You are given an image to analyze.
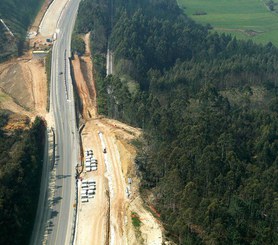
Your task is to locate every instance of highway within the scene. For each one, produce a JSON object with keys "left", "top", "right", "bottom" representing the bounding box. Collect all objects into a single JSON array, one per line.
[{"left": 30, "top": 0, "right": 81, "bottom": 244}]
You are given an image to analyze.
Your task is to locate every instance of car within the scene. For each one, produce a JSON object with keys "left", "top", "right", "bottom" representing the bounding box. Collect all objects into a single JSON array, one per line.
[{"left": 59, "top": 71, "right": 63, "bottom": 75}]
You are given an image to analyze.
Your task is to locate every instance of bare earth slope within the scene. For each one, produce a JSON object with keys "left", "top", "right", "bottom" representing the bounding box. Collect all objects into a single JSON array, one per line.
[
  {"left": 73, "top": 34, "right": 163, "bottom": 245},
  {"left": 0, "top": 57, "right": 47, "bottom": 118}
]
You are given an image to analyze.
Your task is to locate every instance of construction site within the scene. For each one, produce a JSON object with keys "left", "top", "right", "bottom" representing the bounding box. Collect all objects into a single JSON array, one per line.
[{"left": 0, "top": 0, "right": 163, "bottom": 244}]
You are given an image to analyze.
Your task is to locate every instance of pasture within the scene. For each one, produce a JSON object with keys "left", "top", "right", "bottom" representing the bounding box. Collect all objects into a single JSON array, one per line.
[{"left": 178, "top": 0, "right": 278, "bottom": 46}]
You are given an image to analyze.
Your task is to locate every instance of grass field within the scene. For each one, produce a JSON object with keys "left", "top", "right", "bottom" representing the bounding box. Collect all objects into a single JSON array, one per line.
[{"left": 177, "top": 0, "right": 278, "bottom": 46}]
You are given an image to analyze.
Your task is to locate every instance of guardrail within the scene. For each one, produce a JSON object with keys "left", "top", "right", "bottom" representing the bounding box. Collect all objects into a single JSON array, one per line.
[
  {"left": 70, "top": 176, "right": 79, "bottom": 245},
  {"left": 41, "top": 127, "right": 57, "bottom": 244},
  {"left": 51, "top": 127, "right": 55, "bottom": 169}
]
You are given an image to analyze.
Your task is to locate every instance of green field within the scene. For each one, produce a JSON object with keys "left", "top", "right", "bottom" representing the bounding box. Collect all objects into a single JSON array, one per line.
[{"left": 178, "top": 0, "right": 278, "bottom": 46}]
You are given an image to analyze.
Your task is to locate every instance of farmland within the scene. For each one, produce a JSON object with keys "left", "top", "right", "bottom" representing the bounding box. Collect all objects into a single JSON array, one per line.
[{"left": 177, "top": 0, "right": 278, "bottom": 46}]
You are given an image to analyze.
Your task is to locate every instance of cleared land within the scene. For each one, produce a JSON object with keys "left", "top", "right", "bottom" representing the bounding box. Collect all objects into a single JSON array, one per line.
[
  {"left": 73, "top": 34, "right": 163, "bottom": 245},
  {"left": 29, "top": 0, "right": 53, "bottom": 33},
  {"left": 0, "top": 57, "right": 47, "bottom": 119},
  {"left": 178, "top": 0, "right": 278, "bottom": 46},
  {"left": 0, "top": 0, "right": 61, "bottom": 120},
  {"left": 39, "top": 0, "right": 69, "bottom": 37}
]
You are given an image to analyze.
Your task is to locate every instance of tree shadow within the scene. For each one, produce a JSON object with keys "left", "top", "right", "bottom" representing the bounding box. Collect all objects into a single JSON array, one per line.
[
  {"left": 50, "top": 210, "right": 59, "bottom": 219},
  {"left": 52, "top": 196, "right": 62, "bottom": 205},
  {"left": 56, "top": 174, "right": 71, "bottom": 179}
]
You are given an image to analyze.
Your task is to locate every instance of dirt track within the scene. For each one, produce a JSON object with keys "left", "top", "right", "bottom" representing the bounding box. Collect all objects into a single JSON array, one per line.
[
  {"left": 76, "top": 122, "right": 109, "bottom": 245},
  {"left": 76, "top": 117, "right": 163, "bottom": 245},
  {"left": 39, "top": 0, "right": 69, "bottom": 37},
  {"left": 76, "top": 119, "right": 128, "bottom": 245},
  {"left": 29, "top": 0, "right": 53, "bottom": 33}
]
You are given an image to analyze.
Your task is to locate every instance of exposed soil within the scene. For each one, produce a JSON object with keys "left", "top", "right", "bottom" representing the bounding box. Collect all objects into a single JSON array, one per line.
[
  {"left": 39, "top": 0, "right": 69, "bottom": 37},
  {"left": 28, "top": 0, "right": 69, "bottom": 50},
  {"left": 73, "top": 33, "right": 163, "bottom": 244},
  {"left": 1, "top": 0, "right": 52, "bottom": 122},
  {"left": 29, "top": 0, "right": 54, "bottom": 33},
  {"left": 71, "top": 55, "right": 95, "bottom": 120},
  {"left": 76, "top": 122, "right": 110, "bottom": 245},
  {"left": 82, "top": 33, "right": 97, "bottom": 115},
  {"left": 28, "top": 59, "right": 47, "bottom": 116},
  {"left": 0, "top": 55, "right": 47, "bottom": 120},
  {"left": 2, "top": 113, "right": 30, "bottom": 132}
]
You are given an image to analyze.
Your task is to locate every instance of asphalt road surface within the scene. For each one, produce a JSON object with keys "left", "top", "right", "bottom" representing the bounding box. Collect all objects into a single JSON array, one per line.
[{"left": 30, "top": 0, "right": 81, "bottom": 244}]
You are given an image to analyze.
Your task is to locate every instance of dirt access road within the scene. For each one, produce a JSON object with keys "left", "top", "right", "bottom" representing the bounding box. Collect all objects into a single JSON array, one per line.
[
  {"left": 76, "top": 118, "right": 163, "bottom": 245},
  {"left": 73, "top": 33, "right": 163, "bottom": 245},
  {"left": 39, "top": 0, "right": 69, "bottom": 37}
]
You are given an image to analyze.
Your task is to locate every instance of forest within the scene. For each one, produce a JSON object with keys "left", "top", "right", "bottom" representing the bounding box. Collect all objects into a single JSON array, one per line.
[
  {"left": 0, "top": 0, "right": 44, "bottom": 61},
  {"left": 0, "top": 111, "right": 46, "bottom": 245},
  {"left": 75, "top": 0, "right": 278, "bottom": 244}
]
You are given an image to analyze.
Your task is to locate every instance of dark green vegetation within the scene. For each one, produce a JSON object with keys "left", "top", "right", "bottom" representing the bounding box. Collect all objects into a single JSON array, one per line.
[
  {"left": 131, "top": 212, "right": 142, "bottom": 228},
  {"left": 76, "top": 0, "right": 278, "bottom": 244},
  {"left": 0, "top": 111, "right": 46, "bottom": 245},
  {"left": 71, "top": 35, "right": 86, "bottom": 56},
  {"left": 0, "top": 0, "right": 44, "bottom": 61},
  {"left": 75, "top": 0, "right": 109, "bottom": 75}
]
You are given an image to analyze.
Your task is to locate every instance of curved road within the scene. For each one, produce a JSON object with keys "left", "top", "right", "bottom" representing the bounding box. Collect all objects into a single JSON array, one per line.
[{"left": 30, "top": 0, "right": 81, "bottom": 244}]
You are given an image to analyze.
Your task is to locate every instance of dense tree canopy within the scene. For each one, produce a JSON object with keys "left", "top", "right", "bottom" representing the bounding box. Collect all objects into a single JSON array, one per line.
[
  {"left": 0, "top": 0, "right": 44, "bottom": 60},
  {"left": 76, "top": 0, "right": 278, "bottom": 243},
  {"left": 0, "top": 111, "right": 46, "bottom": 245}
]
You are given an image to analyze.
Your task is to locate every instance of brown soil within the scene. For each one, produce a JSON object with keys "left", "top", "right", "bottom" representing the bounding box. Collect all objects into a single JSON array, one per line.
[
  {"left": 28, "top": 59, "right": 47, "bottom": 116},
  {"left": 72, "top": 32, "right": 97, "bottom": 120},
  {"left": 72, "top": 55, "right": 96, "bottom": 119},
  {"left": 76, "top": 122, "right": 110, "bottom": 245},
  {"left": 0, "top": 0, "right": 50, "bottom": 128},
  {"left": 74, "top": 33, "right": 163, "bottom": 244},
  {"left": 2, "top": 113, "right": 30, "bottom": 132},
  {"left": 0, "top": 55, "right": 48, "bottom": 120}
]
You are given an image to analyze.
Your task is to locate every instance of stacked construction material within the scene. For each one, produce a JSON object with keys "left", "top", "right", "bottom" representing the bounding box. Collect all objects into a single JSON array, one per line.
[
  {"left": 84, "top": 149, "right": 98, "bottom": 172},
  {"left": 81, "top": 179, "right": 96, "bottom": 203}
]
